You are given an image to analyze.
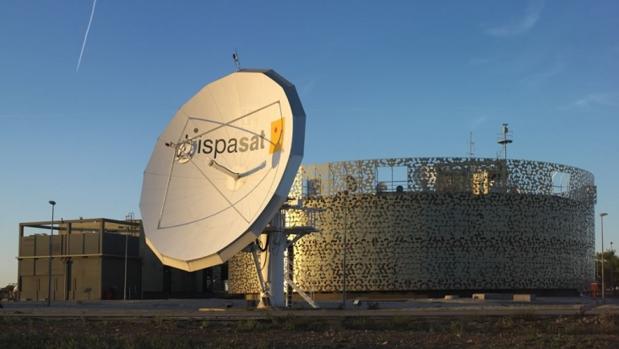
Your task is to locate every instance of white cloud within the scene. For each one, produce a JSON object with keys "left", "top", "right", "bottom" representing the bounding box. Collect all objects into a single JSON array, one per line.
[
  {"left": 568, "top": 92, "right": 619, "bottom": 109},
  {"left": 0, "top": 113, "right": 63, "bottom": 120},
  {"left": 485, "top": 0, "right": 545, "bottom": 37},
  {"left": 76, "top": 0, "right": 98, "bottom": 72},
  {"left": 0, "top": 114, "right": 26, "bottom": 119},
  {"left": 520, "top": 58, "right": 566, "bottom": 87},
  {"left": 470, "top": 115, "right": 490, "bottom": 130},
  {"left": 299, "top": 77, "right": 320, "bottom": 98},
  {"left": 468, "top": 57, "right": 492, "bottom": 66}
]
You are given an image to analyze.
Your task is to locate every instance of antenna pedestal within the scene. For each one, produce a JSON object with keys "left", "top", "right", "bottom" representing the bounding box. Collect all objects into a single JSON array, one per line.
[
  {"left": 257, "top": 212, "right": 286, "bottom": 308},
  {"left": 252, "top": 202, "right": 321, "bottom": 309}
]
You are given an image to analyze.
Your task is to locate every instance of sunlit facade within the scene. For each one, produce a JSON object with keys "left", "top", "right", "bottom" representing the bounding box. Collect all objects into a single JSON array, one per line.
[{"left": 229, "top": 158, "right": 596, "bottom": 295}]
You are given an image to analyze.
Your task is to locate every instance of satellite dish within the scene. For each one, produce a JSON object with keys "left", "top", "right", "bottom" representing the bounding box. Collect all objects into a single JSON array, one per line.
[{"left": 140, "top": 69, "right": 305, "bottom": 272}]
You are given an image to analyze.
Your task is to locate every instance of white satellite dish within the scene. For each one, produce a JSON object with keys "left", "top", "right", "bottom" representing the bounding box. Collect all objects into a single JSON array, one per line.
[{"left": 140, "top": 69, "right": 305, "bottom": 272}]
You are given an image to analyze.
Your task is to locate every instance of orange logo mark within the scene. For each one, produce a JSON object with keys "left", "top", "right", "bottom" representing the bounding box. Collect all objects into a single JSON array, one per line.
[{"left": 269, "top": 119, "right": 284, "bottom": 154}]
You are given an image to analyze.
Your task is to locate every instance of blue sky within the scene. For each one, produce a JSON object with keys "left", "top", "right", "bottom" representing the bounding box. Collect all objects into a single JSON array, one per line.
[{"left": 1, "top": 0, "right": 618, "bottom": 285}]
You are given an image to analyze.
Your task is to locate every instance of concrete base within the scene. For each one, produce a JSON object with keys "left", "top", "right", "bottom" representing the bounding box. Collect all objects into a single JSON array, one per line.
[
  {"left": 513, "top": 294, "right": 535, "bottom": 302},
  {"left": 472, "top": 293, "right": 512, "bottom": 301}
]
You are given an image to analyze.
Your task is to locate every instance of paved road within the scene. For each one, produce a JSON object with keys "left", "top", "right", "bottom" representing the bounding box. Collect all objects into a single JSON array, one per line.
[{"left": 1, "top": 297, "right": 618, "bottom": 319}]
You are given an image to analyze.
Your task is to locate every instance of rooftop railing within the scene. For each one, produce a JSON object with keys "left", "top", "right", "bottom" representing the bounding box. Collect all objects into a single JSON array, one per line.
[{"left": 290, "top": 157, "right": 596, "bottom": 203}]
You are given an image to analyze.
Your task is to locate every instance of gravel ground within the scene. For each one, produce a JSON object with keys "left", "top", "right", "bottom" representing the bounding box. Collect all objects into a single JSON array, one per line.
[
  {"left": 1, "top": 298, "right": 618, "bottom": 348},
  {"left": 1, "top": 313, "right": 619, "bottom": 348}
]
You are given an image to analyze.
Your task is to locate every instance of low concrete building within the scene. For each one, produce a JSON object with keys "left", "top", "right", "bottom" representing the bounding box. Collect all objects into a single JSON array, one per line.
[
  {"left": 17, "top": 218, "right": 228, "bottom": 301},
  {"left": 18, "top": 218, "right": 141, "bottom": 301}
]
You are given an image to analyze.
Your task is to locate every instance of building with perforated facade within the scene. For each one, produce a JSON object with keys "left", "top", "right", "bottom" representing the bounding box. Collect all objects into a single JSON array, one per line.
[{"left": 228, "top": 158, "right": 596, "bottom": 296}]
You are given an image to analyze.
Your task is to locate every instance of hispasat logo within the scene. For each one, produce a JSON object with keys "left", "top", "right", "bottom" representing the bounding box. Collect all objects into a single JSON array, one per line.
[
  {"left": 195, "top": 130, "right": 268, "bottom": 159},
  {"left": 167, "top": 118, "right": 284, "bottom": 164},
  {"left": 192, "top": 118, "right": 284, "bottom": 159}
]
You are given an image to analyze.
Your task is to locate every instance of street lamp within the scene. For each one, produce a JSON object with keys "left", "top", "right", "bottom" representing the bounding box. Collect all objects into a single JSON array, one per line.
[
  {"left": 124, "top": 212, "right": 134, "bottom": 301},
  {"left": 47, "top": 200, "right": 56, "bottom": 306},
  {"left": 341, "top": 190, "right": 348, "bottom": 309},
  {"left": 600, "top": 212, "right": 608, "bottom": 303},
  {"left": 612, "top": 241, "right": 615, "bottom": 296}
]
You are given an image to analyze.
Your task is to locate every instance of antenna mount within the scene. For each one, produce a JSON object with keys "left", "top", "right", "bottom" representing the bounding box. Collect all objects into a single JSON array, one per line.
[{"left": 232, "top": 49, "right": 241, "bottom": 71}]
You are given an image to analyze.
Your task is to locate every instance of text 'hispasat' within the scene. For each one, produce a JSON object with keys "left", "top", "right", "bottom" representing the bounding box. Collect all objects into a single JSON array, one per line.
[{"left": 194, "top": 131, "right": 268, "bottom": 159}]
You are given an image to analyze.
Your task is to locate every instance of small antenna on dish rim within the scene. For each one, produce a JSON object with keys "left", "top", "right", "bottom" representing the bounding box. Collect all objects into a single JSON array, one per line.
[{"left": 232, "top": 49, "right": 241, "bottom": 71}]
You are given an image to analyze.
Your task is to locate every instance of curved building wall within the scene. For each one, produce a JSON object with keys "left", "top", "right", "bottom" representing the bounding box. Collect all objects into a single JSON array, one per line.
[{"left": 228, "top": 158, "right": 596, "bottom": 294}]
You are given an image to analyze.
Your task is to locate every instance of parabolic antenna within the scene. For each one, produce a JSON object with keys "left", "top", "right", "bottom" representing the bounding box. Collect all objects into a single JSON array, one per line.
[{"left": 140, "top": 69, "right": 305, "bottom": 272}]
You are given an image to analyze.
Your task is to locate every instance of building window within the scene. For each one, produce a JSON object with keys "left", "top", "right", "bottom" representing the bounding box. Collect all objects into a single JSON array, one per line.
[
  {"left": 376, "top": 166, "right": 407, "bottom": 192},
  {"left": 303, "top": 178, "right": 321, "bottom": 197},
  {"left": 552, "top": 171, "right": 571, "bottom": 194},
  {"left": 472, "top": 170, "right": 490, "bottom": 195}
]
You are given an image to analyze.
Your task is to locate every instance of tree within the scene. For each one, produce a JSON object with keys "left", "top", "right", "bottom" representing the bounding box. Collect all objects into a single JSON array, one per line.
[
  {"left": 595, "top": 250, "right": 619, "bottom": 295},
  {"left": 0, "top": 283, "right": 16, "bottom": 301}
]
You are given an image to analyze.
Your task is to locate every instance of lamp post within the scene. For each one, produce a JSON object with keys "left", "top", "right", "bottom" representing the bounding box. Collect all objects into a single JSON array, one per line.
[
  {"left": 47, "top": 200, "right": 56, "bottom": 306},
  {"left": 600, "top": 212, "right": 608, "bottom": 303},
  {"left": 341, "top": 191, "right": 348, "bottom": 309},
  {"left": 611, "top": 241, "right": 615, "bottom": 296},
  {"left": 124, "top": 212, "right": 134, "bottom": 301}
]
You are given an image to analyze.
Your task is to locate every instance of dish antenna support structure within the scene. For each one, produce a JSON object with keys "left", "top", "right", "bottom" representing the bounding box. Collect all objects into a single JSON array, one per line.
[
  {"left": 141, "top": 69, "right": 312, "bottom": 308},
  {"left": 248, "top": 202, "right": 321, "bottom": 308}
]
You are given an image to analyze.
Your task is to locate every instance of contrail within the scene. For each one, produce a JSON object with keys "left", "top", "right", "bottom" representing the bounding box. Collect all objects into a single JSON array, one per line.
[{"left": 76, "top": 0, "right": 98, "bottom": 72}]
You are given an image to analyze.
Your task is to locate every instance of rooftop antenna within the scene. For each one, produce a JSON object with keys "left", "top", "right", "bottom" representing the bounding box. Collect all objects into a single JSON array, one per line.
[
  {"left": 497, "top": 123, "right": 513, "bottom": 160},
  {"left": 232, "top": 49, "right": 241, "bottom": 71},
  {"left": 468, "top": 131, "right": 475, "bottom": 158}
]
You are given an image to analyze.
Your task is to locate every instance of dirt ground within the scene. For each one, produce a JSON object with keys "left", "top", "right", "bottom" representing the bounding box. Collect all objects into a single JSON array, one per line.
[{"left": 1, "top": 314, "right": 618, "bottom": 349}]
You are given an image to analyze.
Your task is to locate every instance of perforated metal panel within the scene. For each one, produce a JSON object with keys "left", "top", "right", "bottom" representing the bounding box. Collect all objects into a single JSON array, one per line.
[{"left": 228, "top": 158, "right": 596, "bottom": 294}]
